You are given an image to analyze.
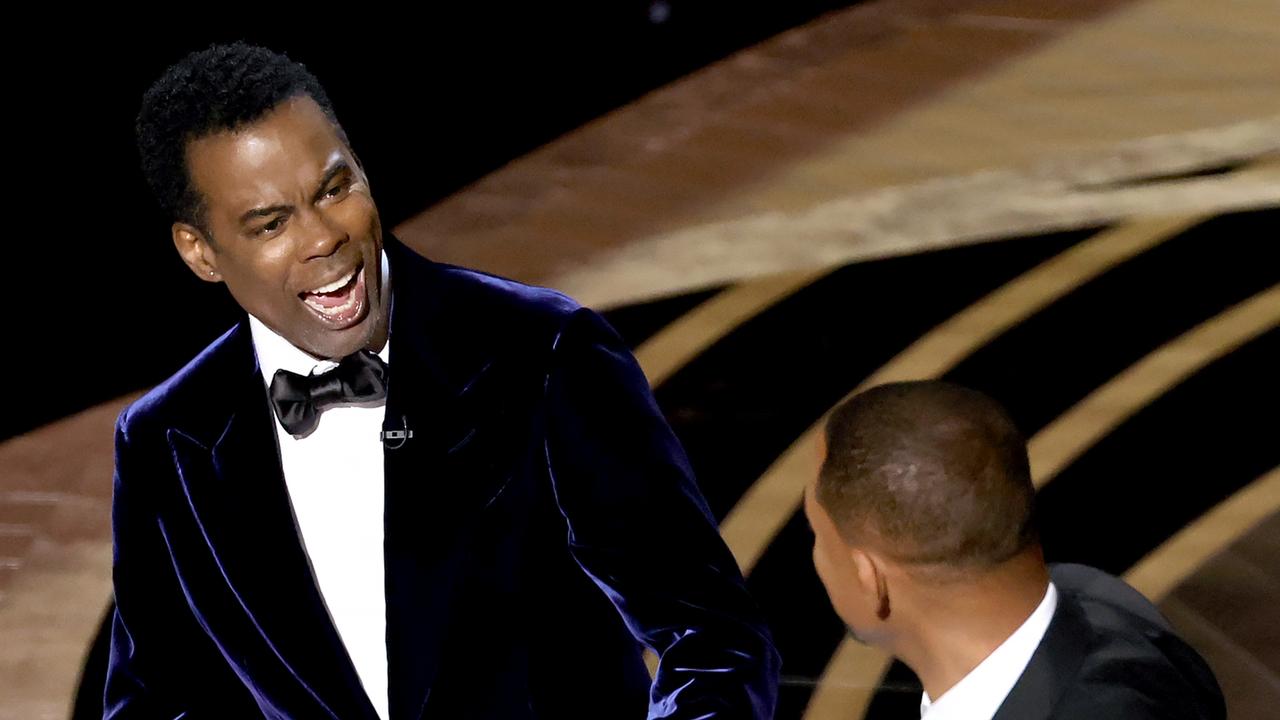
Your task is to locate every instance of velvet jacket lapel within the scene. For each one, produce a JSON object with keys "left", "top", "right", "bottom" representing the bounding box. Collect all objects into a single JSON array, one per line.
[
  {"left": 165, "top": 322, "right": 381, "bottom": 719},
  {"left": 380, "top": 235, "right": 526, "bottom": 719}
]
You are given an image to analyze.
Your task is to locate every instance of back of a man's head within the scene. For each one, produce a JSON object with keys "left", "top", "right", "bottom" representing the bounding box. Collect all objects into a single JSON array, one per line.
[
  {"left": 135, "top": 42, "right": 346, "bottom": 230},
  {"left": 817, "top": 380, "right": 1038, "bottom": 575}
]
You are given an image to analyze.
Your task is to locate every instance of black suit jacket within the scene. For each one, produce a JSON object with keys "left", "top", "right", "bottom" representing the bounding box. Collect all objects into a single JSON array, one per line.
[
  {"left": 104, "top": 235, "right": 780, "bottom": 719},
  {"left": 993, "top": 563, "right": 1224, "bottom": 720}
]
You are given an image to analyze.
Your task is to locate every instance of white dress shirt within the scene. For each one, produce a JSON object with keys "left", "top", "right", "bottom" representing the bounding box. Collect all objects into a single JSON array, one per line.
[
  {"left": 248, "top": 259, "right": 391, "bottom": 720},
  {"left": 920, "top": 582, "right": 1059, "bottom": 720}
]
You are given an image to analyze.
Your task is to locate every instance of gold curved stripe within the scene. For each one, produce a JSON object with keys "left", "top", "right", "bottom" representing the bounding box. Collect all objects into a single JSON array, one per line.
[
  {"left": 633, "top": 269, "right": 828, "bottom": 389},
  {"left": 800, "top": 641, "right": 891, "bottom": 719},
  {"left": 803, "top": 284, "right": 1280, "bottom": 720},
  {"left": 633, "top": 269, "right": 825, "bottom": 680},
  {"left": 1029, "top": 284, "right": 1280, "bottom": 486},
  {"left": 720, "top": 215, "right": 1198, "bottom": 575},
  {"left": 1126, "top": 464, "right": 1280, "bottom": 601}
]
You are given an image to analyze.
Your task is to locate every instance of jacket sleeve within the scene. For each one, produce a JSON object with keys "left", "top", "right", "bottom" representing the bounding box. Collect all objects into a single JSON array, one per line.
[
  {"left": 542, "top": 308, "right": 781, "bottom": 719},
  {"left": 104, "top": 410, "right": 245, "bottom": 719}
]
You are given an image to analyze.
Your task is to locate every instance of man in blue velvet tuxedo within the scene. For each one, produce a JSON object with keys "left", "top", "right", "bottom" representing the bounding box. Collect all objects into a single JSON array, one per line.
[{"left": 106, "top": 42, "right": 779, "bottom": 719}]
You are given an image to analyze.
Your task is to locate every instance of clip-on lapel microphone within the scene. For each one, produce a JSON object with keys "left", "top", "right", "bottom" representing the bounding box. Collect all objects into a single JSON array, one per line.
[{"left": 380, "top": 415, "right": 413, "bottom": 449}]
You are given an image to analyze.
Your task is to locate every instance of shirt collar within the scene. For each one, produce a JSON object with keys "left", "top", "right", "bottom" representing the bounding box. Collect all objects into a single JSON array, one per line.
[{"left": 920, "top": 581, "right": 1059, "bottom": 720}]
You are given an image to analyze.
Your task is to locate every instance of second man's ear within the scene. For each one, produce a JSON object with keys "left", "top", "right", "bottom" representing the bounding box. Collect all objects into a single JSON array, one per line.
[{"left": 851, "top": 549, "right": 891, "bottom": 620}]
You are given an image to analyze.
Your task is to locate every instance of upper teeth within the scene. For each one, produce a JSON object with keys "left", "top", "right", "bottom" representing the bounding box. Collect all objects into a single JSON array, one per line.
[{"left": 310, "top": 269, "right": 357, "bottom": 294}]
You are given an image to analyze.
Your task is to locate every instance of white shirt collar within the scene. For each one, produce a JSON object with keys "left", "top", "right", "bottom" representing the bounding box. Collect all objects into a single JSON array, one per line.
[
  {"left": 249, "top": 313, "right": 335, "bottom": 382},
  {"left": 920, "top": 581, "right": 1059, "bottom": 720}
]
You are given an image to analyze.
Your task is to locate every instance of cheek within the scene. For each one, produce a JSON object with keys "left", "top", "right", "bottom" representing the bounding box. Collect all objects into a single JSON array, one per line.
[
  {"left": 812, "top": 546, "right": 846, "bottom": 605},
  {"left": 218, "top": 252, "right": 297, "bottom": 316},
  {"left": 813, "top": 545, "right": 832, "bottom": 585},
  {"left": 813, "top": 545, "right": 869, "bottom": 628},
  {"left": 337, "top": 192, "right": 379, "bottom": 232}
]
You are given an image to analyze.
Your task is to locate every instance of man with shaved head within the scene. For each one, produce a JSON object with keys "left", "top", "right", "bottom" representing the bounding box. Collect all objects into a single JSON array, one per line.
[{"left": 804, "top": 380, "right": 1224, "bottom": 719}]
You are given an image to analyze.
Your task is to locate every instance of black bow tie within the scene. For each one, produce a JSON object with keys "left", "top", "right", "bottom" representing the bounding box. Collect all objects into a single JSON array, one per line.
[{"left": 268, "top": 350, "right": 389, "bottom": 436}]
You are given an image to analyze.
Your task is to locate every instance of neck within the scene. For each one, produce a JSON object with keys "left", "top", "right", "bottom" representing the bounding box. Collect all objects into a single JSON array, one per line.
[{"left": 894, "top": 552, "right": 1049, "bottom": 701}]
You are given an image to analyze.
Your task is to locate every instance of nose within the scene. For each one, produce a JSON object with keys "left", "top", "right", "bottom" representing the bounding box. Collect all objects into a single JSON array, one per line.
[{"left": 297, "top": 206, "right": 348, "bottom": 261}]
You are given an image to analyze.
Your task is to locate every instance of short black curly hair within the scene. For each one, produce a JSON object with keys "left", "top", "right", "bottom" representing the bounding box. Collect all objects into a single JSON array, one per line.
[{"left": 136, "top": 42, "right": 349, "bottom": 231}]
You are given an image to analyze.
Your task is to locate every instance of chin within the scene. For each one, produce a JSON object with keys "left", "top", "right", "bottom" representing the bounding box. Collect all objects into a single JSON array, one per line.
[
  {"left": 317, "top": 328, "right": 373, "bottom": 359},
  {"left": 339, "top": 308, "right": 387, "bottom": 354},
  {"left": 295, "top": 290, "right": 385, "bottom": 359}
]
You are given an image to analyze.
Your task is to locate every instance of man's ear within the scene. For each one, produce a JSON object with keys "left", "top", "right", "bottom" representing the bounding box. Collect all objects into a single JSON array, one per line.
[
  {"left": 851, "top": 548, "right": 891, "bottom": 620},
  {"left": 173, "top": 222, "right": 221, "bottom": 283}
]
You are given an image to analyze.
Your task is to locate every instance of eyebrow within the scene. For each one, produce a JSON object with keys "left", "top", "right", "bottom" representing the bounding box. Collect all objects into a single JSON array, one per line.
[
  {"left": 311, "top": 159, "right": 352, "bottom": 204},
  {"left": 236, "top": 159, "right": 353, "bottom": 226},
  {"left": 239, "top": 203, "right": 290, "bottom": 226}
]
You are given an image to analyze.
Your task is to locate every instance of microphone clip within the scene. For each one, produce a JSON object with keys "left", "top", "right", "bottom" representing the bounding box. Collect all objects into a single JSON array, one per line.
[{"left": 380, "top": 416, "right": 414, "bottom": 449}]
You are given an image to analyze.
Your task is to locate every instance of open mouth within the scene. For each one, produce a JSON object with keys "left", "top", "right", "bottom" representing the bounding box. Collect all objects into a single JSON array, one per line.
[{"left": 299, "top": 262, "right": 367, "bottom": 328}]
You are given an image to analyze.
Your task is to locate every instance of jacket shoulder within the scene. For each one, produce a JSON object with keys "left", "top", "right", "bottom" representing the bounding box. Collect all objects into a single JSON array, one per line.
[
  {"left": 1053, "top": 653, "right": 1224, "bottom": 720},
  {"left": 426, "top": 263, "right": 624, "bottom": 363},
  {"left": 1047, "top": 565, "right": 1225, "bottom": 720},
  {"left": 117, "top": 323, "right": 250, "bottom": 441},
  {"left": 433, "top": 263, "right": 584, "bottom": 329}
]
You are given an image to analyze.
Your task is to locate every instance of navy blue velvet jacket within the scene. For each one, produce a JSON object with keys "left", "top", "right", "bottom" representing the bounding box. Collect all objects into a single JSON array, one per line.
[{"left": 105, "top": 236, "right": 780, "bottom": 719}]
